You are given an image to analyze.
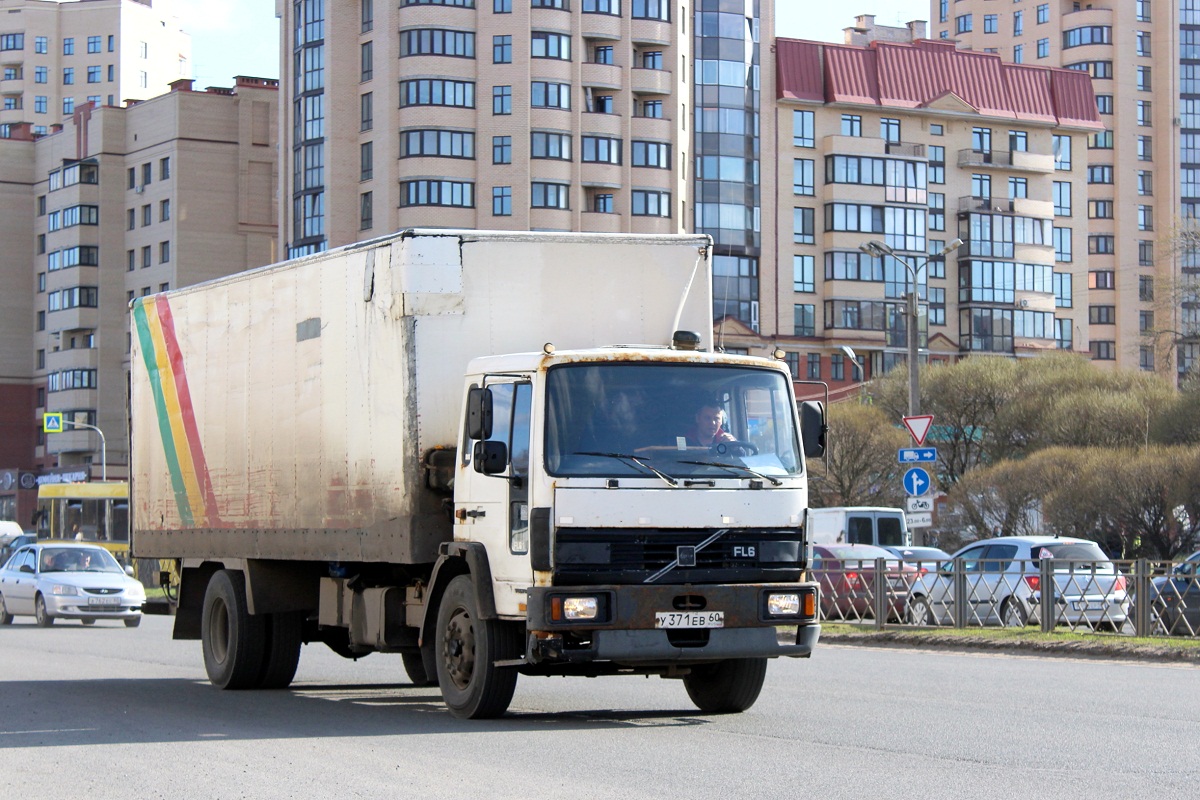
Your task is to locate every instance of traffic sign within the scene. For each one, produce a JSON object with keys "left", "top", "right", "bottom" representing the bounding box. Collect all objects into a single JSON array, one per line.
[
  {"left": 42, "top": 412, "right": 63, "bottom": 434},
  {"left": 898, "top": 447, "right": 937, "bottom": 463},
  {"left": 902, "top": 415, "right": 934, "bottom": 445},
  {"left": 906, "top": 496, "right": 934, "bottom": 514},
  {"left": 906, "top": 511, "right": 933, "bottom": 529},
  {"left": 903, "top": 466, "right": 931, "bottom": 497}
]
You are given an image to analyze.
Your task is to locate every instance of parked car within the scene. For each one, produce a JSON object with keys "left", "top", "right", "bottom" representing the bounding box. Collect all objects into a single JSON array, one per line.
[
  {"left": 0, "top": 533, "right": 37, "bottom": 565},
  {"left": 0, "top": 543, "right": 145, "bottom": 627},
  {"left": 882, "top": 545, "right": 950, "bottom": 576},
  {"left": 1146, "top": 554, "right": 1200, "bottom": 636},
  {"left": 810, "top": 543, "right": 919, "bottom": 622},
  {"left": 905, "top": 536, "right": 1129, "bottom": 630}
]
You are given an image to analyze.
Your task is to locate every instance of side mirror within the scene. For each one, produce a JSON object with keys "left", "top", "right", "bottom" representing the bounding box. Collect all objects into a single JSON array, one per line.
[
  {"left": 473, "top": 440, "right": 508, "bottom": 475},
  {"left": 124, "top": 565, "right": 135, "bottom": 578},
  {"left": 467, "top": 387, "right": 493, "bottom": 441},
  {"left": 800, "top": 400, "right": 826, "bottom": 459},
  {"left": 20, "top": 564, "right": 35, "bottom": 574}
]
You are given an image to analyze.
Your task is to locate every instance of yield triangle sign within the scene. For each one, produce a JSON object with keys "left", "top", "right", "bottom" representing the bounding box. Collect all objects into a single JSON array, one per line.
[{"left": 903, "top": 415, "right": 934, "bottom": 446}]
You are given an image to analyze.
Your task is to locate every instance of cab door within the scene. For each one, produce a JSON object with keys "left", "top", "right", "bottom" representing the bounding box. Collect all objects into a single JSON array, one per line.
[{"left": 456, "top": 379, "right": 534, "bottom": 589}]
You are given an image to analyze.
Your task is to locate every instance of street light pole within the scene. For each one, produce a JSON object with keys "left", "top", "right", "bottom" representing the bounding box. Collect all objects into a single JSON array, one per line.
[
  {"left": 61, "top": 419, "right": 107, "bottom": 481},
  {"left": 858, "top": 238, "right": 962, "bottom": 417}
]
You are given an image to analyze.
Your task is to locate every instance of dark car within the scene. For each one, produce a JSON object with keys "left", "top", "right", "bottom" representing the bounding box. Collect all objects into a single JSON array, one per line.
[
  {"left": 811, "top": 543, "right": 918, "bottom": 623},
  {"left": 0, "top": 533, "right": 37, "bottom": 565},
  {"left": 1147, "top": 555, "right": 1200, "bottom": 636}
]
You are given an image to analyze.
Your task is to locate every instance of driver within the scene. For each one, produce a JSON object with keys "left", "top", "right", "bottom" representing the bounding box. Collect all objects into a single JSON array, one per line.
[{"left": 684, "top": 402, "right": 736, "bottom": 448}]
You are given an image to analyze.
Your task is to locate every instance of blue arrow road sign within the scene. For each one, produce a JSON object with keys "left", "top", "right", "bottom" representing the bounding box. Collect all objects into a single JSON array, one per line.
[
  {"left": 903, "top": 467, "right": 931, "bottom": 497},
  {"left": 898, "top": 447, "right": 937, "bottom": 464}
]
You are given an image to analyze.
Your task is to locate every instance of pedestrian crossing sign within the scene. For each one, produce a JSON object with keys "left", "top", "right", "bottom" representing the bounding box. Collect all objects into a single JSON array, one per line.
[{"left": 43, "top": 412, "right": 63, "bottom": 433}]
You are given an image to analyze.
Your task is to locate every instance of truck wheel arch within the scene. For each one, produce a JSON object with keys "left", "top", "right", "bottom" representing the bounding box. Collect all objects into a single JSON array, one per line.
[{"left": 420, "top": 542, "right": 498, "bottom": 651}]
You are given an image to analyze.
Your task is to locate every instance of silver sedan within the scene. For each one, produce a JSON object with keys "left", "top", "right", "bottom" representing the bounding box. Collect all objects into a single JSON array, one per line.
[{"left": 0, "top": 543, "right": 146, "bottom": 627}]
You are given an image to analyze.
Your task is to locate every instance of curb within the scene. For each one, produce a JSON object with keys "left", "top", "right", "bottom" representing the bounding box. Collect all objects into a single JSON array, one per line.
[{"left": 819, "top": 631, "right": 1200, "bottom": 664}]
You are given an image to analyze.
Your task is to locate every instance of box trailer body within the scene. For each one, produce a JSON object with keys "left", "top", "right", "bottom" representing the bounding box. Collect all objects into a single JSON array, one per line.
[{"left": 130, "top": 229, "right": 824, "bottom": 718}]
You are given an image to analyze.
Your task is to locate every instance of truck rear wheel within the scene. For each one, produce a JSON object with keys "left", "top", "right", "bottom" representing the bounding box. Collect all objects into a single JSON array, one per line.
[
  {"left": 682, "top": 658, "right": 768, "bottom": 714},
  {"left": 201, "top": 570, "right": 266, "bottom": 689},
  {"left": 402, "top": 652, "right": 436, "bottom": 686},
  {"left": 435, "top": 575, "right": 521, "bottom": 719},
  {"left": 258, "top": 611, "right": 303, "bottom": 689}
]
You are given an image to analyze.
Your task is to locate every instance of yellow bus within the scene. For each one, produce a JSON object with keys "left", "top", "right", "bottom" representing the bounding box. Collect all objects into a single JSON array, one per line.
[{"left": 34, "top": 481, "right": 130, "bottom": 564}]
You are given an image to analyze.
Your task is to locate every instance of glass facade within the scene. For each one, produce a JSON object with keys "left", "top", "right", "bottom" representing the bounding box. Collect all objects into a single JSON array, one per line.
[
  {"left": 695, "top": 0, "right": 761, "bottom": 327},
  {"left": 290, "top": 0, "right": 327, "bottom": 257}
]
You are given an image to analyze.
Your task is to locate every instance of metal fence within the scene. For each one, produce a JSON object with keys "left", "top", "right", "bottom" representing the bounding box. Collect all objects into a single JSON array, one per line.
[{"left": 815, "top": 558, "right": 1200, "bottom": 638}]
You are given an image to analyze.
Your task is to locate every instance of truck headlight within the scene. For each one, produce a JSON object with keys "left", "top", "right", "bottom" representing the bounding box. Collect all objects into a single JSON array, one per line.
[
  {"left": 561, "top": 596, "right": 598, "bottom": 620},
  {"left": 767, "top": 593, "right": 800, "bottom": 616}
]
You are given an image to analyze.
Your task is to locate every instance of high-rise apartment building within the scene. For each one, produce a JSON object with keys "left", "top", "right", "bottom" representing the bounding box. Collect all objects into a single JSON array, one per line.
[
  {"left": 0, "top": 77, "right": 279, "bottom": 525},
  {"left": 726, "top": 26, "right": 1101, "bottom": 395},
  {"left": 279, "top": 0, "right": 704, "bottom": 258},
  {"left": 0, "top": 0, "right": 192, "bottom": 138},
  {"left": 935, "top": 0, "right": 1194, "bottom": 379}
]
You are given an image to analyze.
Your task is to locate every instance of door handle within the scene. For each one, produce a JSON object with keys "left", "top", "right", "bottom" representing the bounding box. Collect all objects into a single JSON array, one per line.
[{"left": 455, "top": 508, "right": 487, "bottom": 520}]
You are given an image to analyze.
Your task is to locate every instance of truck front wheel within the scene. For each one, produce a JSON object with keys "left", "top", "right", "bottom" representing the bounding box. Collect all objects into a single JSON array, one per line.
[
  {"left": 201, "top": 570, "right": 267, "bottom": 689},
  {"left": 434, "top": 574, "right": 521, "bottom": 719},
  {"left": 682, "top": 658, "right": 768, "bottom": 714}
]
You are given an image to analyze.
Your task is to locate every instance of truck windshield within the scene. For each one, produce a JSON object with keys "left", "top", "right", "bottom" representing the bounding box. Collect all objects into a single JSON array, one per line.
[{"left": 544, "top": 362, "right": 803, "bottom": 479}]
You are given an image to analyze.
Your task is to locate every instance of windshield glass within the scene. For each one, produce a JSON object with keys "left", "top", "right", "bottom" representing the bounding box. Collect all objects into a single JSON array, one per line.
[
  {"left": 39, "top": 547, "right": 123, "bottom": 574},
  {"left": 545, "top": 362, "right": 802, "bottom": 479},
  {"left": 1032, "top": 541, "right": 1114, "bottom": 573}
]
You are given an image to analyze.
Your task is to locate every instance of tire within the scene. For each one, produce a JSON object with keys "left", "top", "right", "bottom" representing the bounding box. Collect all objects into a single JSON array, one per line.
[
  {"left": 35, "top": 594, "right": 54, "bottom": 627},
  {"left": 124, "top": 616, "right": 142, "bottom": 628},
  {"left": 683, "top": 658, "right": 768, "bottom": 714},
  {"left": 1001, "top": 597, "right": 1028, "bottom": 628},
  {"left": 0, "top": 594, "right": 12, "bottom": 625},
  {"left": 907, "top": 596, "right": 934, "bottom": 626},
  {"left": 82, "top": 618, "right": 96, "bottom": 626},
  {"left": 434, "top": 574, "right": 521, "bottom": 719},
  {"left": 201, "top": 570, "right": 266, "bottom": 689},
  {"left": 403, "top": 651, "right": 436, "bottom": 686},
  {"left": 257, "top": 612, "right": 303, "bottom": 689}
]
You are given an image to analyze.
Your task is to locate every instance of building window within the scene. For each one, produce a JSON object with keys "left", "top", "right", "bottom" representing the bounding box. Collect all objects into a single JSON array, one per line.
[
  {"left": 360, "top": 191, "right": 373, "bottom": 230},
  {"left": 631, "top": 190, "right": 670, "bottom": 217},
  {"left": 399, "top": 79, "right": 475, "bottom": 108},
  {"left": 929, "top": 193, "right": 945, "bottom": 231},
  {"left": 793, "top": 110, "right": 814, "bottom": 148},
  {"left": 1037, "top": 4, "right": 1049, "bottom": 24},
  {"left": 581, "top": 135, "right": 621, "bottom": 164},
  {"left": 400, "top": 29, "right": 475, "bottom": 58},
  {"left": 1138, "top": 170, "right": 1153, "bottom": 196},
  {"left": 956, "top": 14, "right": 973, "bottom": 34},
  {"left": 636, "top": 99, "right": 661, "bottom": 117},
  {"left": 1088, "top": 200, "right": 1114, "bottom": 219},
  {"left": 793, "top": 255, "right": 815, "bottom": 293},
  {"left": 495, "top": 0, "right": 511, "bottom": 11},
  {"left": 1139, "top": 240, "right": 1154, "bottom": 265},
  {"left": 1136, "top": 0, "right": 1151, "bottom": 22},
  {"left": 793, "top": 208, "right": 815, "bottom": 244},
  {"left": 493, "top": 135, "right": 511, "bottom": 164},
  {"left": 632, "top": 140, "right": 670, "bottom": 168},
  {"left": 400, "top": 179, "right": 475, "bottom": 208},
  {"left": 1139, "top": 276, "right": 1154, "bottom": 301},
  {"left": 1140, "top": 311, "right": 1154, "bottom": 334},
  {"left": 840, "top": 115, "right": 861, "bottom": 137},
  {"left": 531, "top": 81, "right": 570, "bottom": 109},
  {"left": 34, "top": 66, "right": 48, "bottom": 82},
  {"left": 1138, "top": 205, "right": 1153, "bottom": 231},
  {"left": 983, "top": 14, "right": 998, "bottom": 33},
  {"left": 63, "top": 67, "right": 74, "bottom": 85},
  {"left": 639, "top": 51, "right": 664, "bottom": 71},
  {"left": 87, "top": 66, "right": 101, "bottom": 83},
  {"left": 1089, "top": 270, "right": 1116, "bottom": 290},
  {"left": 493, "top": 85, "right": 511, "bottom": 114},
  {"left": 1089, "top": 305, "right": 1117, "bottom": 325},
  {"left": 1052, "top": 181, "right": 1071, "bottom": 216},
  {"left": 142, "top": 205, "right": 152, "bottom": 226},
  {"left": 361, "top": 92, "right": 373, "bottom": 130},
  {"left": 1013, "top": 10, "right": 1024, "bottom": 35},
  {"left": 1137, "top": 136, "right": 1152, "bottom": 161},
  {"left": 631, "top": 0, "right": 670, "bottom": 21},
  {"left": 1087, "top": 165, "right": 1113, "bottom": 184},
  {"left": 1137, "top": 66, "right": 1151, "bottom": 91},
  {"left": 594, "top": 45, "right": 614, "bottom": 64},
  {"left": 794, "top": 304, "right": 815, "bottom": 337},
  {"left": 880, "top": 118, "right": 900, "bottom": 143},
  {"left": 531, "top": 131, "right": 572, "bottom": 160},
  {"left": 807, "top": 354, "right": 821, "bottom": 380},
  {"left": 1053, "top": 135, "right": 1072, "bottom": 170},
  {"left": 1137, "top": 100, "right": 1152, "bottom": 127},
  {"left": 127, "top": 250, "right": 135, "bottom": 271},
  {"left": 1095, "top": 95, "right": 1112, "bottom": 115},
  {"left": 1053, "top": 272, "right": 1073, "bottom": 308},
  {"left": 532, "top": 182, "right": 570, "bottom": 210},
  {"left": 63, "top": 37, "right": 74, "bottom": 55},
  {"left": 592, "top": 192, "right": 613, "bottom": 213},
  {"left": 362, "top": 0, "right": 374, "bottom": 32},
  {"left": 793, "top": 159, "right": 814, "bottom": 196},
  {"left": 493, "top": 35, "right": 512, "bottom": 63},
  {"left": 1136, "top": 30, "right": 1152, "bottom": 57},
  {"left": 492, "top": 186, "right": 512, "bottom": 216},
  {"left": 584, "top": 0, "right": 620, "bottom": 15},
  {"left": 141, "top": 246, "right": 152, "bottom": 268},
  {"left": 928, "top": 146, "right": 945, "bottom": 184},
  {"left": 1089, "top": 235, "right": 1115, "bottom": 254},
  {"left": 159, "top": 241, "right": 170, "bottom": 263},
  {"left": 360, "top": 141, "right": 373, "bottom": 180},
  {"left": 1008, "top": 177, "right": 1027, "bottom": 200},
  {"left": 531, "top": 32, "right": 571, "bottom": 60},
  {"left": 1013, "top": 44, "right": 1023, "bottom": 63},
  {"left": 1053, "top": 227, "right": 1072, "bottom": 262},
  {"left": 160, "top": 199, "right": 170, "bottom": 221}
]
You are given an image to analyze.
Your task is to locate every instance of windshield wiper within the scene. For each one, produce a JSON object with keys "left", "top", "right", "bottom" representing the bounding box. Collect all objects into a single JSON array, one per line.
[
  {"left": 574, "top": 452, "right": 678, "bottom": 487},
  {"left": 678, "top": 459, "right": 784, "bottom": 487}
]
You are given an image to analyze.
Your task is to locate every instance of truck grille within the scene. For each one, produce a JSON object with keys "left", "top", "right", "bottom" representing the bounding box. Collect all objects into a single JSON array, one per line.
[{"left": 553, "top": 527, "right": 804, "bottom": 586}]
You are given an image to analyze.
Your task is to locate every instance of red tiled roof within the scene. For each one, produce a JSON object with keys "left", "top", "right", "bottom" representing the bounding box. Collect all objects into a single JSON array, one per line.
[{"left": 776, "top": 37, "right": 1101, "bottom": 129}]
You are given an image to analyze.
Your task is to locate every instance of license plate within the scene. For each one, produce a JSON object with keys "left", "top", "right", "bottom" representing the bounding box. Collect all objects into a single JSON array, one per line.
[
  {"left": 1072, "top": 600, "right": 1102, "bottom": 611},
  {"left": 87, "top": 596, "right": 120, "bottom": 607},
  {"left": 655, "top": 611, "right": 724, "bottom": 629},
  {"left": 888, "top": 578, "right": 908, "bottom": 589}
]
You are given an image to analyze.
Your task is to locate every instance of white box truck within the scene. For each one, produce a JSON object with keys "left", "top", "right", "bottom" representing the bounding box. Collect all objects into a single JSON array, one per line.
[
  {"left": 807, "top": 507, "right": 911, "bottom": 548},
  {"left": 130, "top": 230, "right": 825, "bottom": 718}
]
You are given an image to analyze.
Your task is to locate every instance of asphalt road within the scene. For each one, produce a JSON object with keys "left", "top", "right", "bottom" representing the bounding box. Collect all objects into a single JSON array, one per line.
[{"left": 2, "top": 615, "right": 1198, "bottom": 799}]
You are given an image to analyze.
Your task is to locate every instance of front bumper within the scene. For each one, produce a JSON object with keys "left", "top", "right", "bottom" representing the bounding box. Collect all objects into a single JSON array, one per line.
[
  {"left": 525, "top": 582, "right": 820, "bottom": 663},
  {"left": 45, "top": 595, "right": 143, "bottom": 620}
]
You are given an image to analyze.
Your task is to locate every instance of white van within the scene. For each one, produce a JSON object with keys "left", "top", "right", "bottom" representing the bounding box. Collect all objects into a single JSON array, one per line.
[{"left": 807, "top": 507, "right": 911, "bottom": 548}]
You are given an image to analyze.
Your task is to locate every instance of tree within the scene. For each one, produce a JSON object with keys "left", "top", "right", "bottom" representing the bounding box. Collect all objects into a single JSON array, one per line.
[
  {"left": 949, "top": 448, "right": 1084, "bottom": 539},
  {"left": 808, "top": 402, "right": 908, "bottom": 507}
]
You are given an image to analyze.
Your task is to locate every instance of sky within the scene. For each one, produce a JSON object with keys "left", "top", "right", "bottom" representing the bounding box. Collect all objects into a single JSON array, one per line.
[{"left": 175, "top": 1, "right": 933, "bottom": 89}]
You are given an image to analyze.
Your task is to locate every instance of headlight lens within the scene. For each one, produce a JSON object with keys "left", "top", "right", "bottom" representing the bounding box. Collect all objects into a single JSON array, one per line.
[
  {"left": 767, "top": 593, "right": 800, "bottom": 616},
  {"left": 562, "top": 596, "right": 598, "bottom": 620},
  {"left": 52, "top": 584, "right": 79, "bottom": 596}
]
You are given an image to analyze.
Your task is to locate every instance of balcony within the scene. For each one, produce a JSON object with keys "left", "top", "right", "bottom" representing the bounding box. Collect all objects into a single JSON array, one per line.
[
  {"left": 581, "top": 62, "right": 623, "bottom": 90},
  {"left": 631, "top": 67, "right": 673, "bottom": 95},
  {"left": 956, "top": 196, "right": 1055, "bottom": 220},
  {"left": 630, "top": 114, "right": 672, "bottom": 139},
  {"left": 885, "top": 141, "right": 925, "bottom": 158},
  {"left": 957, "top": 149, "right": 1054, "bottom": 173},
  {"left": 630, "top": 18, "right": 672, "bottom": 46}
]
